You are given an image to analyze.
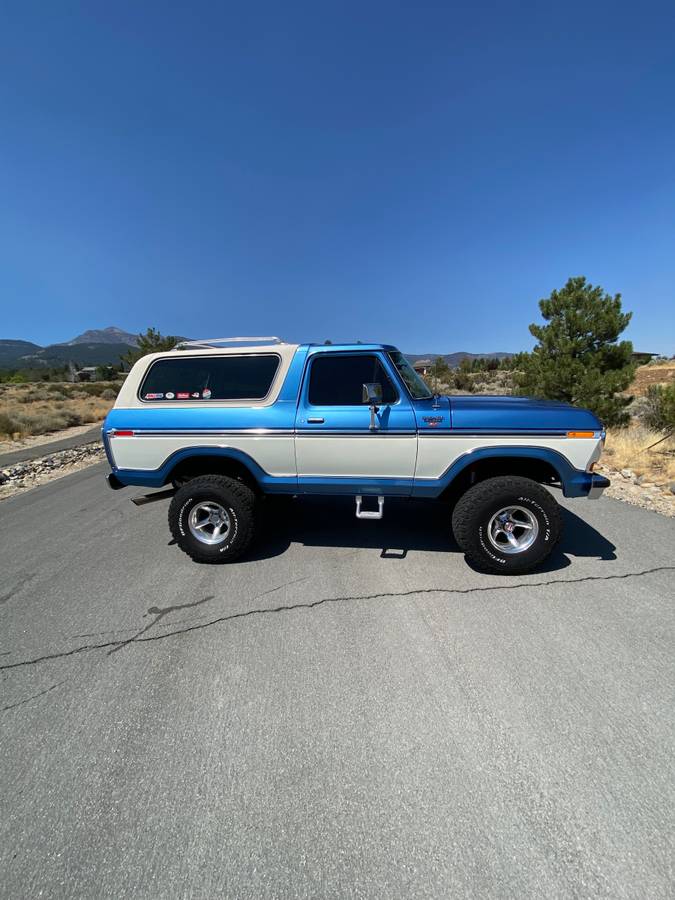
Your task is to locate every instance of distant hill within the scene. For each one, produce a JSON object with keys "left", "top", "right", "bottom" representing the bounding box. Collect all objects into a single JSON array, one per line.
[
  {"left": 0, "top": 326, "right": 137, "bottom": 370},
  {"left": 0, "top": 340, "right": 44, "bottom": 368},
  {"left": 1, "top": 328, "right": 515, "bottom": 371},
  {"left": 60, "top": 326, "right": 139, "bottom": 346},
  {"left": 405, "top": 351, "right": 514, "bottom": 367}
]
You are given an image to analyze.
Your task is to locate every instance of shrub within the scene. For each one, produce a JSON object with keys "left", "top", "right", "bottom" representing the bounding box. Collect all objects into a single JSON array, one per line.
[
  {"left": 101, "top": 388, "right": 117, "bottom": 401},
  {"left": 453, "top": 371, "right": 475, "bottom": 392},
  {"left": 0, "top": 412, "right": 22, "bottom": 436},
  {"left": 640, "top": 384, "right": 675, "bottom": 432}
]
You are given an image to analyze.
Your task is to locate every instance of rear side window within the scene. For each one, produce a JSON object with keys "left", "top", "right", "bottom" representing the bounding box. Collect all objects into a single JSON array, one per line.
[
  {"left": 308, "top": 354, "right": 398, "bottom": 406},
  {"left": 140, "top": 354, "right": 280, "bottom": 401}
]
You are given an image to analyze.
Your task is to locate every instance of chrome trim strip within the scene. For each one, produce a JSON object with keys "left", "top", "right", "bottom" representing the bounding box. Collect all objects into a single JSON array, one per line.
[
  {"left": 295, "top": 431, "right": 416, "bottom": 436},
  {"left": 111, "top": 428, "right": 583, "bottom": 438},
  {"left": 127, "top": 429, "right": 417, "bottom": 437},
  {"left": 128, "top": 429, "right": 295, "bottom": 436},
  {"left": 418, "top": 431, "right": 570, "bottom": 437}
]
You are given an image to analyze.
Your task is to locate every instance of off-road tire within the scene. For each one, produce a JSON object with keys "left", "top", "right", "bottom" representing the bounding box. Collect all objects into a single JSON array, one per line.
[
  {"left": 451, "top": 476, "right": 561, "bottom": 574},
  {"left": 168, "top": 474, "right": 257, "bottom": 563}
]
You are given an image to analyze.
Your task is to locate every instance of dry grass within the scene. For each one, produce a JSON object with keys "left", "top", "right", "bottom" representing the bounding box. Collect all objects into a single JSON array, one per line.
[
  {"left": 0, "top": 382, "right": 118, "bottom": 440},
  {"left": 604, "top": 424, "right": 675, "bottom": 486}
]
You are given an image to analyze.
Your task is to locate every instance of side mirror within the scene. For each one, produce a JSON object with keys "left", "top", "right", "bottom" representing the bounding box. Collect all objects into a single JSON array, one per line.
[
  {"left": 362, "top": 382, "right": 383, "bottom": 405},
  {"left": 362, "top": 383, "right": 382, "bottom": 431}
]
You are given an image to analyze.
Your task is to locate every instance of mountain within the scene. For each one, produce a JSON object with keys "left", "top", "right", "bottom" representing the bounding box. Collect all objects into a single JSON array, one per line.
[
  {"left": 0, "top": 327, "right": 137, "bottom": 370},
  {"left": 405, "top": 351, "right": 514, "bottom": 367},
  {"left": 0, "top": 339, "right": 44, "bottom": 368},
  {"left": 1, "top": 328, "right": 515, "bottom": 371},
  {"left": 0, "top": 340, "right": 134, "bottom": 369},
  {"left": 60, "top": 326, "right": 139, "bottom": 346}
]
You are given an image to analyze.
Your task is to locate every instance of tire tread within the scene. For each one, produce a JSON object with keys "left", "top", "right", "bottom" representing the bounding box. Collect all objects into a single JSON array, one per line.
[
  {"left": 168, "top": 474, "right": 256, "bottom": 563},
  {"left": 452, "top": 475, "right": 562, "bottom": 574}
]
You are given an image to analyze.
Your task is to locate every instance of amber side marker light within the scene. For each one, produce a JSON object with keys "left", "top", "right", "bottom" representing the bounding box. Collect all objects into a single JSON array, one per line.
[{"left": 567, "top": 431, "right": 595, "bottom": 438}]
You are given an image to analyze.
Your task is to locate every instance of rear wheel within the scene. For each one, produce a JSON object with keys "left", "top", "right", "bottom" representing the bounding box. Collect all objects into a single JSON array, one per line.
[
  {"left": 451, "top": 476, "right": 561, "bottom": 574},
  {"left": 168, "top": 474, "right": 257, "bottom": 563}
]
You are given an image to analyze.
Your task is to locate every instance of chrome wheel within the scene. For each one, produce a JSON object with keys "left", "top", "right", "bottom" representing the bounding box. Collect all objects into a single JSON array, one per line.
[
  {"left": 188, "top": 501, "right": 231, "bottom": 545},
  {"left": 487, "top": 505, "right": 538, "bottom": 555}
]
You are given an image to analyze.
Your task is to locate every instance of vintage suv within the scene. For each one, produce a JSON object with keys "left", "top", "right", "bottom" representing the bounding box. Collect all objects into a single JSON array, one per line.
[{"left": 103, "top": 337, "right": 609, "bottom": 574}]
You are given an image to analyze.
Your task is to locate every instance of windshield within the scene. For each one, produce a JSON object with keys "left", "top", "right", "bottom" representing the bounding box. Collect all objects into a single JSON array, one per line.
[{"left": 388, "top": 351, "right": 433, "bottom": 400}]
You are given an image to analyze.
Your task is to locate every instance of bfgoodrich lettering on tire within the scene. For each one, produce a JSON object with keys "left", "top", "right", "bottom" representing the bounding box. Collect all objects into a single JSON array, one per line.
[
  {"left": 168, "top": 474, "right": 257, "bottom": 563},
  {"left": 451, "top": 476, "right": 561, "bottom": 574}
]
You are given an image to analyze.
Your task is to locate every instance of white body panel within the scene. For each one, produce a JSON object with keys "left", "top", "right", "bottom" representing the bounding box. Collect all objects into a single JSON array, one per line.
[
  {"left": 111, "top": 434, "right": 295, "bottom": 476},
  {"left": 416, "top": 435, "right": 602, "bottom": 479},
  {"left": 295, "top": 434, "right": 418, "bottom": 477},
  {"left": 111, "top": 431, "right": 602, "bottom": 481}
]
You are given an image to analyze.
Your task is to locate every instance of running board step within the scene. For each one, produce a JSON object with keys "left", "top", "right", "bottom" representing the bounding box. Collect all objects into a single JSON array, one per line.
[
  {"left": 355, "top": 495, "right": 384, "bottom": 520},
  {"left": 130, "top": 487, "right": 176, "bottom": 507}
]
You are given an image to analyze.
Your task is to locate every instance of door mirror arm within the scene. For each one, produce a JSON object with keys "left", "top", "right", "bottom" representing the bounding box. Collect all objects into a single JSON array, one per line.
[{"left": 362, "top": 383, "right": 383, "bottom": 432}]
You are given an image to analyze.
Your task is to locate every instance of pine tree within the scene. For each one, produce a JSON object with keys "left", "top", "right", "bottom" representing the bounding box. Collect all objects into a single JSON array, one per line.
[
  {"left": 515, "top": 277, "right": 635, "bottom": 426},
  {"left": 121, "top": 327, "right": 181, "bottom": 369}
]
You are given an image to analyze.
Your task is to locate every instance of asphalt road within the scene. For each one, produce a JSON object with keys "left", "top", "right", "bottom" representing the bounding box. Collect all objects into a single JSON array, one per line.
[
  {"left": 0, "top": 426, "right": 101, "bottom": 467},
  {"left": 1, "top": 464, "right": 674, "bottom": 899}
]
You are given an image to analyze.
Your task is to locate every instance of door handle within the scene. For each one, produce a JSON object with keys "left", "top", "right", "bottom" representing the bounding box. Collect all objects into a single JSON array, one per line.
[{"left": 307, "top": 417, "right": 324, "bottom": 424}]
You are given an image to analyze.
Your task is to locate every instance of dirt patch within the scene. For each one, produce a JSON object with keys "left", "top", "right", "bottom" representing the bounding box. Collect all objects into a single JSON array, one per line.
[{"left": 630, "top": 361, "right": 675, "bottom": 396}]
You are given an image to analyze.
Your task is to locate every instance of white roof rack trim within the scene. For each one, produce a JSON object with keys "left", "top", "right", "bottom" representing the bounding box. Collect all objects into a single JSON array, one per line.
[{"left": 176, "top": 336, "right": 283, "bottom": 349}]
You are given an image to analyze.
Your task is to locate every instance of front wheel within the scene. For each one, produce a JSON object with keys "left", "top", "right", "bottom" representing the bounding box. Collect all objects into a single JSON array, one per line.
[
  {"left": 168, "top": 474, "right": 257, "bottom": 563},
  {"left": 451, "top": 476, "right": 561, "bottom": 574}
]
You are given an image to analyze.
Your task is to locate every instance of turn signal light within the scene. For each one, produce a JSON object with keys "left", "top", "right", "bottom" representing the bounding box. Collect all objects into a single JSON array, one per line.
[{"left": 566, "top": 431, "right": 595, "bottom": 438}]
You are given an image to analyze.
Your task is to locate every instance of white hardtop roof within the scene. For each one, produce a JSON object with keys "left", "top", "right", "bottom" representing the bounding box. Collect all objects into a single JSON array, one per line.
[{"left": 162, "top": 337, "right": 299, "bottom": 357}]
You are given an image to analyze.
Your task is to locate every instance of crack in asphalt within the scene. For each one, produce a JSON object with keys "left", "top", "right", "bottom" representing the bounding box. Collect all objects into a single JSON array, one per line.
[
  {"left": 2, "top": 680, "right": 66, "bottom": 711},
  {"left": 69, "top": 575, "right": 312, "bottom": 641},
  {"left": 1, "top": 565, "right": 674, "bottom": 675},
  {"left": 107, "top": 595, "right": 216, "bottom": 655}
]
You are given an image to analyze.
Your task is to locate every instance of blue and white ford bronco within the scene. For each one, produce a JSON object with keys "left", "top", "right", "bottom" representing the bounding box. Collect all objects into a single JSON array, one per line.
[{"left": 103, "top": 337, "right": 609, "bottom": 574}]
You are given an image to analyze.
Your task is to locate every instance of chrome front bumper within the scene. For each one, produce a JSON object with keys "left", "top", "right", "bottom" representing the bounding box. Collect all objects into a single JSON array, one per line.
[{"left": 587, "top": 474, "right": 610, "bottom": 499}]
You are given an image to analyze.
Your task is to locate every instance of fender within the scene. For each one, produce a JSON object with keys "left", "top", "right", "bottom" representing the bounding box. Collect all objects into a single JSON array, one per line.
[
  {"left": 109, "top": 445, "right": 297, "bottom": 493},
  {"left": 411, "top": 445, "right": 594, "bottom": 499}
]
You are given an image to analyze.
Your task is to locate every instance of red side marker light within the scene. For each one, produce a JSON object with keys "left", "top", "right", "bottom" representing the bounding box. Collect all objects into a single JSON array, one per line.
[{"left": 113, "top": 430, "right": 134, "bottom": 437}]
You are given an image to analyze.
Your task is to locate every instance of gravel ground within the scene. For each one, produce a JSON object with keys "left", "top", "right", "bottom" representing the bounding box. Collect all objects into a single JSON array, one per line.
[
  {"left": 597, "top": 462, "right": 675, "bottom": 518},
  {"left": 0, "top": 443, "right": 106, "bottom": 500}
]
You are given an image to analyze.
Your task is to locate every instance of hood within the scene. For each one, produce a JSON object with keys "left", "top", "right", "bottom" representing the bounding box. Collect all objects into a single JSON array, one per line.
[{"left": 448, "top": 395, "right": 602, "bottom": 433}]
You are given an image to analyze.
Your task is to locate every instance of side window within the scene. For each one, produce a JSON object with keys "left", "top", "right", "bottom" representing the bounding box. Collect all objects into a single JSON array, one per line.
[
  {"left": 139, "top": 354, "right": 279, "bottom": 401},
  {"left": 308, "top": 355, "right": 398, "bottom": 406}
]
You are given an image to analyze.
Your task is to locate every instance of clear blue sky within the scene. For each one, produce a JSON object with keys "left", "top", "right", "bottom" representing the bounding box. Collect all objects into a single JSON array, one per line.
[{"left": 1, "top": 1, "right": 674, "bottom": 354}]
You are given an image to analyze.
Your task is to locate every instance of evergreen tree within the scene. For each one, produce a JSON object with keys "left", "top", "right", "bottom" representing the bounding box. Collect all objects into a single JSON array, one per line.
[
  {"left": 121, "top": 327, "right": 181, "bottom": 368},
  {"left": 515, "top": 277, "right": 635, "bottom": 426}
]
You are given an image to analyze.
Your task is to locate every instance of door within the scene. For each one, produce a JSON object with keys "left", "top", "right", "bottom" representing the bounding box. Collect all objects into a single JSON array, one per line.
[{"left": 294, "top": 351, "right": 418, "bottom": 494}]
